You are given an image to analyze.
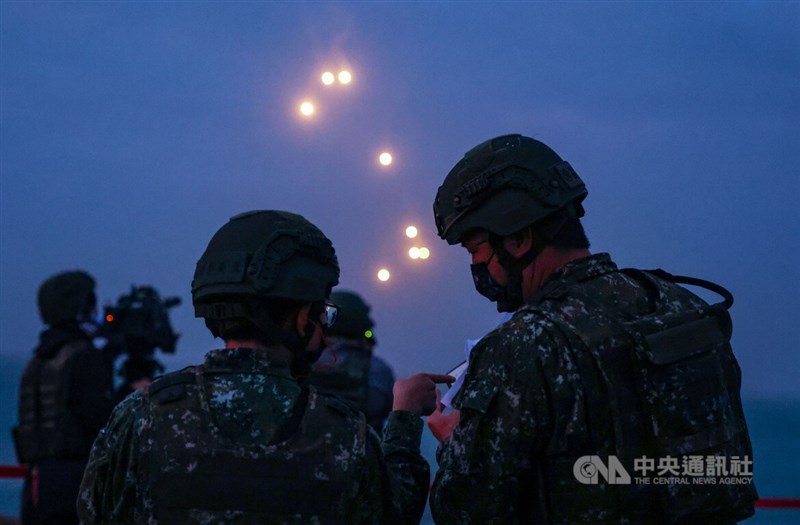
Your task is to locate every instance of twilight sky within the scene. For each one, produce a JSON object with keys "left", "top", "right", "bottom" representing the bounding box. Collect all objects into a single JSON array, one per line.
[{"left": 1, "top": 2, "right": 798, "bottom": 398}]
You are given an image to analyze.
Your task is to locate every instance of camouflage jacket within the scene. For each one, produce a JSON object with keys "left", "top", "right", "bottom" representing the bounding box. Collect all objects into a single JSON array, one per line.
[
  {"left": 309, "top": 338, "right": 372, "bottom": 415},
  {"left": 78, "top": 347, "right": 428, "bottom": 524},
  {"left": 430, "top": 253, "right": 755, "bottom": 524},
  {"left": 308, "top": 338, "right": 395, "bottom": 432}
]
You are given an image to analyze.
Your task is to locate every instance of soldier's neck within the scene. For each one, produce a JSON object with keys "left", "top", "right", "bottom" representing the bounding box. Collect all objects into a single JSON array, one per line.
[{"left": 523, "top": 247, "right": 591, "bottom": 302}]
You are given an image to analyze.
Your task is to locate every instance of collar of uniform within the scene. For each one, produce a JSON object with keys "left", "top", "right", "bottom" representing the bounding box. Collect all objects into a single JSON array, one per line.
[
  {"left": 203, "top": 347, "right": 294, "bottom": 377},
  {"left": 548, "top": 252, "right": 617, "bottom": 285}
]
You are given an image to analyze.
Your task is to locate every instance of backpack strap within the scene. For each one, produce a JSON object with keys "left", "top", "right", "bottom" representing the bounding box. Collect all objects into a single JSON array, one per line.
[{"left": 641, "top": 268, "right": 734, "bottom": 310}]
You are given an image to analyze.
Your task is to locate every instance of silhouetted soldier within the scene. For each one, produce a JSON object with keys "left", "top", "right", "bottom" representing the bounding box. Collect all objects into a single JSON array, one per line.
[
  {"left": 15, "top": 271, "right": 115, "bottom": 525},
  {"left": 309, "top": 290, "right": 396, "bottom": 432}
]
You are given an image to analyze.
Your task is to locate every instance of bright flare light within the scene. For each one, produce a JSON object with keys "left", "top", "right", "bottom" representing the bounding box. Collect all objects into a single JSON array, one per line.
[
  {"left": 377, "top": 268, "right": 391, "bottom": 282},
  {"left": 299, "top": 101, "right": 315, "bottom": 116},
  {"left": 379, "top": 152, "right": 393, "bottom": 166},
  {"left": 408, "top": 247, "right": 421, "bottom": 260},
  {"left": 338, "top": 70, "right": 352, "bottom": 84},
  {"left": 405, "top": 226, "right": 418, "bottom": 238},
  {"left": 321, "top": 72, "right": 335, "bottom": 85},
  {"left": 419, "top": 247, "right": 431, "bottom": 259}
]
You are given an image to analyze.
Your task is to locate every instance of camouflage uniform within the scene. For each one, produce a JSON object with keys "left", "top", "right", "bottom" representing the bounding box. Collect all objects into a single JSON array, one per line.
[
  {"left": 310, "top": 338, "right": 372, "bottom": 416},
  {"left": 309, "top": 337, "right": 395, "bottom": 432},
  {"left": 430, "top": 253, "right": 756, "bottom": 524},
  {"left": 366, "top": 354, "right": 395, "bottom": 431},
  {"left": 78, "top": 347, "right": 429, "bottom": 524}
]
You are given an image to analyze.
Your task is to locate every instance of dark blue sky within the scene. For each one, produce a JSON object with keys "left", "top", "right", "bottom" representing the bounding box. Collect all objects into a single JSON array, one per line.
[{"left": 1, "top": 2, "right": 798, "bottom": 397}]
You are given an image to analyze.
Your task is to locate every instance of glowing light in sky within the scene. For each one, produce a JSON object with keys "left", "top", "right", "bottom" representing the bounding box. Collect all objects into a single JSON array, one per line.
[
  {"left": 338, "top": 70, "right": 352, "bottom": 84},
  {"left": 321, "top": 71, "right": 335, "bottom": 85},
  {"left": 379, "top": 152, "right": 393, "bottom": 166},
  {"left": 419, "top": 247, "right": 431, "bottom": 259},
  {"left": 408, "top": 247, "right": 421, "bottom": 260},
  {"left": 365, "top": 330, "right": 373, "bottom": 339},
  {"left": 405, "top": 226, "right": 418, "bottom": 238},
  {"left": 299, "top": 101, "right": 315, "bottom": 116},
  {"left": 377, "top": 268, "right": 391, "bottom": 282}
]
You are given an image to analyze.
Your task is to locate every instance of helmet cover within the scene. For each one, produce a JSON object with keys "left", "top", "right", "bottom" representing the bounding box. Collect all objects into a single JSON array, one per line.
[
  {"left": 326, "top": 290, "right": 374, "bottom": 339},
  {"left": 434, "top": 134, "right": 587, "bottom": 244},
  {"left": 192, "top": 210, "right": 340, "bottom": 320}
]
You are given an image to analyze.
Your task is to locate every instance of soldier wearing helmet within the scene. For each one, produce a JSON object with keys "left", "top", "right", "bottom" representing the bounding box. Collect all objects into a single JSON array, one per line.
[
  {"left": 308, "top": 290, "right": 396, "bottom": 432},
  {"left": 428, "top": 135, "right": 756, "bottom": 523},
  {"left": 15, "top": 271, "right": 115, "bottom": 525},
  {"left": 78, "top": 210, "right": 451, "bottom": 524}
]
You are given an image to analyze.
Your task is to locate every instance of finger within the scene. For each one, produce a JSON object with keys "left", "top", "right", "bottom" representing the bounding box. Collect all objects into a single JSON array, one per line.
[
  {"left": 423, "top": 373, "right": 456, "bottom": 384},
  {"left": 434, "top": 387, "right": 445, "bottom": 412}
]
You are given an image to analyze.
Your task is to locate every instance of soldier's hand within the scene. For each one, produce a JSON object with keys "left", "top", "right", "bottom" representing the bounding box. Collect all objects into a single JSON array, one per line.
[
  {"left": 427, "top": 388, "right": 460, "bottom": 442},
  {"left": 392, "top": 373, "right": 454, "bottom": 416}
]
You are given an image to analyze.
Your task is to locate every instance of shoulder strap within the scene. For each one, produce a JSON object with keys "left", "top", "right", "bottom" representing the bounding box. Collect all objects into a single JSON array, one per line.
[{"left": 149, "top": 370, "right": 197, "bottom": 404}]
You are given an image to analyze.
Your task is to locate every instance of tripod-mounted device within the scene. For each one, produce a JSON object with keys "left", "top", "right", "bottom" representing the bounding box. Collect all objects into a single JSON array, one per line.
[{"left": 100, "top": 286, "right": 180, "bottom": 399}]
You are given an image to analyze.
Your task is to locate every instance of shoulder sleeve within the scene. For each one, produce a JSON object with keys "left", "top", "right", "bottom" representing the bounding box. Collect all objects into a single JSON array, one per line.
[
  {"left": 431, "top": 322, "right": 554, "bottom": 524},
  {"left": 355, "top": 410, "right": 428, "bottom": 525},
  {"left": 77, "top": 392, "right": 150, "bottom": 525}
]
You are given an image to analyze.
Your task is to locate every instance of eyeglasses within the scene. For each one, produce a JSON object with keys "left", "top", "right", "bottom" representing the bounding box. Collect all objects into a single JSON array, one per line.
[{"left": 323, "top": 302, "right": 338, "bottom": 328}]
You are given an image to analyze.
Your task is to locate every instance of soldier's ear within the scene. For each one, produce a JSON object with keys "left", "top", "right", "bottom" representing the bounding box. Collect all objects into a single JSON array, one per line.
[
  {"left": 503, "top": 228, "right": 534, "bottom": 258},
  {"left": 295, "top": 304, "right": 312, "bottom": 337}
]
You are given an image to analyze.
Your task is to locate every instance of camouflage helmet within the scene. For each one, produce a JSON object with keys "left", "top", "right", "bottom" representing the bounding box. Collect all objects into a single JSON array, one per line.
[
  {"left": 192, "top": 210, "right": 340, "bottom": 320},
  {"left": 326, "top": 290, "right": 374, "bottom": 340},
  {"left": 37, "top": 270, "right": 96, "bottom": 326},
  {"left": 434, "top": 134, "right": 588, "bottom": 244}
]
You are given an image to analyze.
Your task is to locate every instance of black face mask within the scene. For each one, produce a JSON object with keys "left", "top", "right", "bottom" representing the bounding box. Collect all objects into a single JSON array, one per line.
[
  {"left": 470, "top": 259, "right": 508, "bottom": 303},
  {"left": 470, "top": 244, "right": 540, "bottom": 313}
]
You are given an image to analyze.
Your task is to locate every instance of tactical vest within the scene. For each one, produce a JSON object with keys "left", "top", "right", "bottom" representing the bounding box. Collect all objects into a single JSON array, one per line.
[
  {"left": 147, "top": 367, "right": 369, "bottom": 524},
  {"left": 529, "top": 269, "right": 757, "bottom": 524},
  {"left": 14, "top": 339, "right": 96, "bottom": 463}
]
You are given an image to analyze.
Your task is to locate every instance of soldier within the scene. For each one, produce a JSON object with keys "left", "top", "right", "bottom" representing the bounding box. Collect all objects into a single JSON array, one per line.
[
  {"left": 14, "top": 271, "right": 115, "bottom": 525},
  {"left": 427, "top": 135, "right": 757, "bottom": 523},
  {"left": 308, "top": 290, "right": 396, "bottom": 432},
  {"left": 78, "top": 210, "right": 450, "bottom": 524}
]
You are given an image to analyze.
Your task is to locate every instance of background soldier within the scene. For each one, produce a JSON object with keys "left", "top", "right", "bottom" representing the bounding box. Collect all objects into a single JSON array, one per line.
[
  {"left": 428, "top": 134, "right": 757, "bottom": 523},
  {"left": 14, "top": 271, "right": 115, "bottom": 525},
  {"left": 78, "top": 210, "right": 450, "bottom": 524},
  {"left": 309, "top": 289, "right": 395, "bottom": 432}
]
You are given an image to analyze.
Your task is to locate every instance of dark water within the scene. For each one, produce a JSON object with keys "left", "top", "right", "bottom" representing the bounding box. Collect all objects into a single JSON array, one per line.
[{"left": 1, "top": 355, "right": 797, "bottom": 523}]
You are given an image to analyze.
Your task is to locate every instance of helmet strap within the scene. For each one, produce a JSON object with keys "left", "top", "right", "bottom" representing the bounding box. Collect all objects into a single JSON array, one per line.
[
  {"left": 489, "top": 214, "right": 569, "bottom": 311},
  {"left": 288, "top": 318, "right": 322, "bottom": 380},
  {"left": 490, "top": 235, "right": 540, "bottom": 311}
]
